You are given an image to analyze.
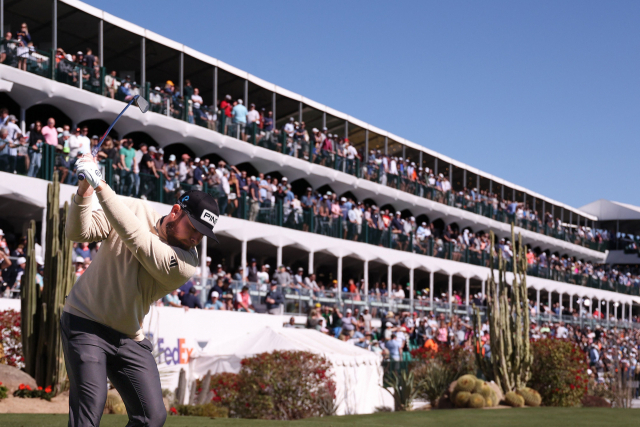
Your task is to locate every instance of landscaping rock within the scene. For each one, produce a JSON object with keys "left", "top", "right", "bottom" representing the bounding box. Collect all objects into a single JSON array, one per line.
[{"left": 0, "top": 364, "right": 38, "bottom": 393}]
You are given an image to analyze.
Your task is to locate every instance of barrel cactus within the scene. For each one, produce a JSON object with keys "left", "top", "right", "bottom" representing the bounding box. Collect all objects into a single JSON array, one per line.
[
  {"left": 516, "top": 387, "right": 542, "bottom": 407},
  {"left": 104, "top": 391, "right": 126, "bottom": 415},
  {"left": 505, "top": 391, "right": 525, "bottom": 407},
  {"left": 473, "top": 378, "right": 485, "bottom": 393},
  {"left": 454, "top": 391, "right": 471, "bottom": 408},
  {"left": 455, "top": 374, "right": 477, "bottom": 393},
  {"left": 484, "top": 393, "right": 495, "bottom": 408},
  {"left": 468, "top": 393, "right": 485, "bottom": 408}
]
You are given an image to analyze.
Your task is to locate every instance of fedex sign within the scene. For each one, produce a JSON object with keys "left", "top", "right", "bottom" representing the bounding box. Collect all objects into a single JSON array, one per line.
[{"left": 157, "top": 338, "right": 194, "bottom": 365}]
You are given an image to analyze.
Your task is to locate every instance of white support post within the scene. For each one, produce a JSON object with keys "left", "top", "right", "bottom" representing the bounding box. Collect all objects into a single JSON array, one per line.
[
  {"left": 363, "top": 260, "right": 369, "bottom": 301},
  {"left": 558, "top": 292, "right": 563, "bottom": 314},
  {"left": 536, "top": 289, "right": 540, "bottom": 317},
  {"left": 429, "top": 271, "right": 434, "bottom": 312},
  {"left": 548, "top": 291, "right": 552, "bottom": 315},
  {"left": 387, "top": 264, "right": 392, "bottom": 296},
  {"left": 606, "top": 302, "right": 610, "bottom": 327},
  {"left": 276, "top": 245, "right": 283, "bottom": 269},
  {"left": 589, "top": 299, "right": 593, "bottom": 317},
  {"left": 19, "top": 107, "right": 26, "bottom": 135},
  {"left": 569, "top": 295, "right": 573, "bottom": 312},
  {"left": 241, "top": 239, "right": 247, "bottom": 284},
  {"left": 621, "top": 303, "right": 625, "bottom": 322},
  {"left": 308, "top": 251, "right": 314, "bottom": 275},
  {"left": 200, "top": 236, "right": 208, "bottom": 286},
  {"left": 409, "top": 268, "right": 414, "bottom": 311},
  {"left": 448, "top": 274, "right": 453, "bottom": 315},
  {"left": 629, "top": 303, "right": 633, "bottom": 323},
  {"left": 481, "top": 280, "right": 485, "bottom": 298},
  {"left": 337, "top": 256, "right": 343, "bottom": 301},
  {"left": 465, "top": 277, "right": 470, "bottom": 307},
  {"left": 614, "top": 303, "right": 618, "bottom": 320}
]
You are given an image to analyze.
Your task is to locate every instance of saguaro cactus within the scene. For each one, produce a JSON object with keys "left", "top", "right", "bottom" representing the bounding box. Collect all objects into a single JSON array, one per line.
[
  {"left": 21, "top": 172, "right": 75, "bottom": 391},
  {"left": 473, "top": 224, "right": 532, "bottom": 394}
]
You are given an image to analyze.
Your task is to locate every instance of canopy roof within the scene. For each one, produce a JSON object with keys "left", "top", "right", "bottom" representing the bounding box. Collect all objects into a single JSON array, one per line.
[{"left": 579, "top": 199, "right": 640, "bottom": 221}]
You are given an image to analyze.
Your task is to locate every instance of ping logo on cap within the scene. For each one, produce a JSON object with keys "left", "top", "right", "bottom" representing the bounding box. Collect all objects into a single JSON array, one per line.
[{"left": 200, "top": 209, "right": 219, "bottom": 229}]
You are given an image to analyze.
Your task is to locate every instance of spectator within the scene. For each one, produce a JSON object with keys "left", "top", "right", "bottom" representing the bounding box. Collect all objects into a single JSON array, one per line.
[
  {"left": 164, "top": 290, "right": 182, "bottom": 308},
  {"left": 180, "top": 286, "right": 202, "bottom": 309},
  {"left": 265, "top": 280, "right": 285, "bottom": 315},
  {"left": 231, "top": 99, "right": 248, "bottom": 140},
  {"left": 41, "top": 117, "right": 58, "bottom": 147},
  {"left": 236, "top": 285, "right": 254, "bottom": 312},
  {"left": 205, "top": 291, "right": 225, "bottom": 310}
]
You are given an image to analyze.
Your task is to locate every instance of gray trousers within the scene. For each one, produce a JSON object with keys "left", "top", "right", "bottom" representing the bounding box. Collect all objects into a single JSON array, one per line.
[{"left": 61, "top": 312, "right": 166, "bottom": 427}]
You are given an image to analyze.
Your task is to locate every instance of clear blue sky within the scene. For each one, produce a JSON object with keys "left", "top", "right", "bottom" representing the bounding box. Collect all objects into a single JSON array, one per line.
[{"left": 86, "top": 0, "right": 639, "bottom": 209}]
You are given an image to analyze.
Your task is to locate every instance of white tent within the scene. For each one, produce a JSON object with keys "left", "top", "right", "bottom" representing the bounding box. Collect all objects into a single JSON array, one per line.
[{"left": 188, "top": 327, "right": 390, "bottom": 415}]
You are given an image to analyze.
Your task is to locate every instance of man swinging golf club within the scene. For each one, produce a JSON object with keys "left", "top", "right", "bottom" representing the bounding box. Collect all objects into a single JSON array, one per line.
[{"left": 62, "top": 153, "right": 219, "bottom": 426}]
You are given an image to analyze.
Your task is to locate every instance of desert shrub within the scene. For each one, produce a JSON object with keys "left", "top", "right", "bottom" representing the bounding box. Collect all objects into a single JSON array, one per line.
[
  {"left": 411, "top": 346, "right": 475, "bottom": 378},
  {"left": 384, "top": 369, "right": 418, "bottom": 411},
  {"left": 200, "top": 372, "right": 239, "bottom": 409},
  {"left": 0, "top": 310, "right": 23, "bottom": 368},
  {"left": 0, "top": 382, "right": 8, "bottom": 400},
  {"left": 175, "top": 403, "right": 228, "bottom": 417},
  {"left": 231, "top": 351, "right": 335, "bottom": 420},
  {"left": 13, "top": 383, "right": 54, "bottom": 401},
  {"left": 529, "top": 339, "right": 587, "bottom": 407},
  {"left": 413, "top": 360, "right": 459, "bottom": 407}
]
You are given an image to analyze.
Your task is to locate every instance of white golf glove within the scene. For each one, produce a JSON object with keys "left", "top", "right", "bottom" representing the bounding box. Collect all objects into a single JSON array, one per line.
[{"left": 76, "top": 158, "right": 104, "bottom": 189}]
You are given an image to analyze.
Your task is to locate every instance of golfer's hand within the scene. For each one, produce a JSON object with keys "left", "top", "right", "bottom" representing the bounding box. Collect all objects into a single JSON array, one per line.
[{"left": 76, "top": 159, "right": 104, "bottom": 190}]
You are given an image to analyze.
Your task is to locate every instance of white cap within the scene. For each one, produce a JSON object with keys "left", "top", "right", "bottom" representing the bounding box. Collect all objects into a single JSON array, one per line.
[
  {"left": 169, "top": 154, "right": 176, "bottom": 161},
  {"left": 238, "top": 99, "right": 243, "bottom": 104},
  {"left": 206, "top": 256, "right": 212, "bottom": 262},
  {"left": 17, "top": 257, "right": 26, "bottom": 265},
  {"left": 76, "top": 256, "right": 84, "bottom": 263},
  {"left": 212, "top": 291, "right": 219, "bottom": 298},
  {"left": 346, "top": 308, "right": 352, "bottom": 313},
  {"left": 340, "top": 197, "right": 347, "bottom": 202},
  {"left": 0, "top": 229, "right": 3, "bottom": 236},
  {"left": 194, "top": 157, "right": 201, "bottom": 163},
  {"left": 35, "top": 256, "right": 44, "bottom": 266}
]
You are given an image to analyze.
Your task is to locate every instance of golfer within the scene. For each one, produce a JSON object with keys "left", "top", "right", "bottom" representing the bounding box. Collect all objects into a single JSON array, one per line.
[{"left": 62, "top": 155, "right": 219, "bottom": 426}]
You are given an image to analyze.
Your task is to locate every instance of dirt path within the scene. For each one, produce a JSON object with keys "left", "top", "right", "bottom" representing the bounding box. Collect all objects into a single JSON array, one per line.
[{"left": 0, "top": 392, "right": 69, "bottom": 414}]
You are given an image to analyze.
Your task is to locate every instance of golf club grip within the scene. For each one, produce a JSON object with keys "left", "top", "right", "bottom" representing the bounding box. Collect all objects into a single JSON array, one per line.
[{"left": 78, "top": 172, "right": 86, "bottom": 181}]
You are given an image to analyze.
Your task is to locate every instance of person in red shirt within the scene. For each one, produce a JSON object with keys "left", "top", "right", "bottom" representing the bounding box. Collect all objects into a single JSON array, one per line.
[{"left": 219, "top": 95, "right": 233, "bottom": 134}]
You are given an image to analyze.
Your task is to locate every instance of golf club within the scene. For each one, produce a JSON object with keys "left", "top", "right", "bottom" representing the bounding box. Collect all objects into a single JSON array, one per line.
[{"left": 78, "top": 94, "right": 150, "bottom": 181}]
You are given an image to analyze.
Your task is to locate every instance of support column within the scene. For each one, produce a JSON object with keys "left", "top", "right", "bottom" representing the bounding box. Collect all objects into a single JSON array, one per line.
[
  {"left": 337, "top": 256, "right": 343, "bottom": 300},
  {"left": 465, "top": 277, "right": 470, "bottom": 307},
  {"left": 244, "top": 79, "right": 249, "bottom": 108},
  {"left": 481, "top": 280, "right": 486, "bottom": 298},
  {"left": 364, "top": 129, "right": 369, "bottom": 163},
  {"left": 0, "top": 0, "right": 3, "bottom": 38},
  {"left": 200, "top": 236, "right": 208, "bottom": 287},
  {"left": 448, "top": 274, "right": 453, "bottom": 314},
  {"left": 98, "top": 19, "right": 103, "bottom": 67},
  {"left": 629, "top": 303, "right": 633, "bottom": 323},
  {"left": 179, "top": 52, "right": 184, "bottom": 98},
  {"left": 322, "top": 111, "right": 326, "bottom": 128},
  {"left": 345, "top": 121, "right": 349, "bottom": 139},
  {"left": 19, "top": 107, "right": 26, "bottom": 135},
  {"left": 52, "top": 0, "right": 57, "bottom": 53},
  {"left": 363, "top": 260, "right": 369, "bottom": 300},
  {"left": 462, "top": 169, "right": 466, "bottom": 189},
  {"left": 434, "top": 158, "right": 438, "bottom": 176},
  {"left": 589, "top": 299, "right": 593, "bottom": 317},
  {"left": 548, "top": 291, "right": 551, "bottom": 314},
  {"left": 384, "top": 136, "right": 388, "bottom": 155},
  {"left": 558, "top": 292, "right": 563, "bottom": 314},
  {"left": 387, "top": 264, "right": 392, "bottom": 296},
  {"left": 606, "top": 301, "right": 610, "bottom": 326},
  {"left": 140, "top": 37, "right": 146, "bottom": 88},
  {"left": 429, "top": 271, "right": 434, "bottom": 311},
  {"left": 489, "top": 180, "right": 493, "bottom": 194},
  {"left": 614, "top": 303, "right": 618, "bottom": 320},
  {"left": 536, "top": 289, "right": 541, "bottom": 318},
  {"left": 213, "top": 66, "right": 218, "bottom": 108},
  {"left": 241, "top": 239, "right": 247, "bottom": 284},
  {"left": 308, "top": 251, "right": 314, "bottom": 275},
  {"left": 298, "top": 102, "right": 303, "bottom": 123},
  {"left": 276, "top": 245, "right": 283, "bottom": 268},
  {"left": 409, "top": 268, "right": 414, "bottom": 311},
  {"left": 569, "top": 294, "right": 573, "bottom": 312},
  {"left": 621, "top": 303, "right": 625, "bottom": 322},
  {"left": 272, "top": 92, "right": 277, "bottom": 124}
]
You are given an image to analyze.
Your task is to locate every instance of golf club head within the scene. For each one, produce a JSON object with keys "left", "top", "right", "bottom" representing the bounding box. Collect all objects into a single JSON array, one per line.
[{"left": 134, "top": 95, "right": 150, "bottom": 114}]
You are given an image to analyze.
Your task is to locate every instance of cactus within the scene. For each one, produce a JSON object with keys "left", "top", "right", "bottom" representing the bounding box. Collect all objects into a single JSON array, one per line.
[
  {"left": 455, "top": 375, "right": 477, "bottom": 392},
  {"left": 479, "top": 384, "right": 492, "bottom": 401},
  {"left": 484, "top": 393, "right": 495, "bottom": 408},
  {"left": 468, "top": 393, "right": 485, "bottom": 408},
  {"left": 454, "top": 391, "right": 471, "bottom": 408},
  {"left": 196, "top": 371, "right": 212, "bottom": 405},
  {"left": 104, "top": 391, "right": 126, "bottom": 415},
  {"left": 21, "top": 173, "right": 75, "bottom": 391},
  {"left": 505, "top": 391, "right": 525, "bottom": 407},
  {"left": 473, "top": 379, "right": 485, "bottom": 393},
  {"left": 473, "top": 225, "right": 533, "bottom": 395},
  {"left": 516, "top": 387, "right": 542, "bottom": 407}
]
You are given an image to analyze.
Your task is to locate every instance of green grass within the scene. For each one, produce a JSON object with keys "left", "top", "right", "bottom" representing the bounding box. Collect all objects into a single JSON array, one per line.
[{"left": 0, "top": 408, "right": 638, "bottom": 427}]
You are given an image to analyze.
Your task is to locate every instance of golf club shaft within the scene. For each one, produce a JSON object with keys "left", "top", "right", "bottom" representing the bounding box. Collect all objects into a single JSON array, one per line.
[{"left": 79, "top": 95, "right": 140, "bottom": 181}]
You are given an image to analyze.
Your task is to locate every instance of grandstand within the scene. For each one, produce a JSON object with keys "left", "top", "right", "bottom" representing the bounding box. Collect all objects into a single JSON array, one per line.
[{"left": 0, "top": 0, "right": 638, "bottom": 325}]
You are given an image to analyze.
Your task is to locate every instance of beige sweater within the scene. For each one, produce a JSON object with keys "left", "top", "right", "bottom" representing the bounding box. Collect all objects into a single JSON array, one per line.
[{"left": 64, "top": 186, "right": 198, "bottom": 340}]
